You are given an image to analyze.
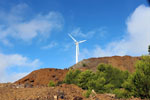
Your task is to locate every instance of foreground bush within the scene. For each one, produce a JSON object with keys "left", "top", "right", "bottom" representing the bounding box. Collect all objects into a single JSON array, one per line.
[
  {"left": 87, "top": 64, "right": 129, "bottom": 93},
  {"left": 83, "top": 90, "right": 92, "bottom": 98},
  {"left": 113, "top": 88, "right": 132, "bottom": 98},
  {"left": 78, "top": 70, "right": 95, "bottom": 89},
  {"left": 64, "top": 63, "right": 129, "bottom": 93},
  {"left": 97, "top": 64, "right": 129, "bottom": 88},
  {"left": 123, "top": 56, "right": 150, "bottom": 99},
  {"left": 48, "top": 80, "right": 55, "bottom": 87},
  {"left": 64, "top": 69, "right": 81, "bottom": 84}
]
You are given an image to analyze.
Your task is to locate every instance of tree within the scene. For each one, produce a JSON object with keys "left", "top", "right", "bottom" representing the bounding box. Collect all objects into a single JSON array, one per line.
[
  {"left": 97, "top": 63, "right": 129, "bottom": 88},
  {"left": 78, "top": 70, "right": 95, "bottom": 89},
  {"left": 124, "top": 56, "right": 150, "bottom": 98},
  {"left": 64, "top": 69, "right": 81, "bottom": 84},
  {"left": 148, "top": 45, "right": 150, "bottom": 55}
]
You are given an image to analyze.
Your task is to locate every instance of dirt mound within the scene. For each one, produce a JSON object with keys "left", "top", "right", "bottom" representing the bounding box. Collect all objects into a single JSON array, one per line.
[
  {"left": 15, "top": 68, "right": 68, "bottom": 86},
  {"left": 0, "top": 83, "right": 141, "bottom": 100},
  {"left": 0, "top": 84, "right": 85, "bottom": 100},
  {"left": 72, "top": 56, "right": 140, "bottom": 73}
]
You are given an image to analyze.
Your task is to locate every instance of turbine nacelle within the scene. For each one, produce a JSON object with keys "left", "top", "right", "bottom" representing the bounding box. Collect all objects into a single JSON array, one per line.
[{"left": 68, "top": 34, "right": 86, "bottom": 44}]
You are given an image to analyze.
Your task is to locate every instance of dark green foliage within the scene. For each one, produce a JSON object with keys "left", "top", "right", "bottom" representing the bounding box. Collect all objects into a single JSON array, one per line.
[
  {"left": 78, "top": 70, "right": 95, "bottom": 89},
  {"left": 91, "top": 77, "right": 106, "bottom": 93},
  {"left": 64, "top": 63, "right": 129, "bottom": 94},
  {"left": 96, "top": 64, "right": 129, "bottom": 89},
  {"left": 83, "top": 90, "right": 92, "bottom": 98},
  {"left": 124, "top": 56, "right": 150, "bottom": 99},
  {"left": 87, "top": 64, "right": 129, "bottom": 93},
  {"left": 82, "top": 63, "right": 87, "bottom": 67},
  {"left": 48, "top": 80, "right": 55, "bottom": 87},
  {"left": 56, "top": 81, "right": 64, "bottom": 86},
  {"left": 148, "top": 45, "right": 150, "bottom": 54},
  {"left": 64, "top": 69, "right": 81, "bottom": 84},
  {"left": 113, "top": 89, "right": 132, "bottom": 98}
]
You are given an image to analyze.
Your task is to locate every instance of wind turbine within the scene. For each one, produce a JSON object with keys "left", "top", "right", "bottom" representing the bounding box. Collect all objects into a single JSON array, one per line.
[{"left": 69, "top": 34, "right": 86, "bottom": 64}]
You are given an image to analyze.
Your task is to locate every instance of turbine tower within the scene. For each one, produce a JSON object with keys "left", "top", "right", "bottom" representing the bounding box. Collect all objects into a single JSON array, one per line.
[{"left": 69, "top": 34, "right": 86, "bottom": 64}]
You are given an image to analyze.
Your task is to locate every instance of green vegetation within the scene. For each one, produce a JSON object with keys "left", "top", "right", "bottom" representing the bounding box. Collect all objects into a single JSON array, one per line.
[
  {"left": 78, "top": 70, "right": 95, "bottom": 89},
  {"left": 48, "top": 80, "right": 55, "bottom": 87},
  {"left": 82, "top": 63, "right": 87, "bottom": 67},
  {"left": 113, "top": 89, "right": 132, "bottom": 99},
  {"left": 64, "top": 69, "right": 81, "bottom": 84},
  {"left": 123, "top": 56, "right": 150, "bottom": 99},
  {"left": 83, "top": 90, "right": 92, "bottom": 98},
  {"left": 148, "top": 45, "right": 150, "bottom": 55},
  {"left": 64, "top": 63, "right": 129, "bottom": 96},
  {"left": 56, "top": 81, "right": 64, "bottom": 86},
  {"left": 64, "top": 56, "right": 150, "bottom": 99}
]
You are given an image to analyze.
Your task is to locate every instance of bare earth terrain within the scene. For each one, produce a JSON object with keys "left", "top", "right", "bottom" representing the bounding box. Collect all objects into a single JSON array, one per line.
[
  {"left": 72, "top": 56, "right": 140, "bottom": 73},
  {"left": 0, "top": 56, "right": 142, "bottom": 100}
]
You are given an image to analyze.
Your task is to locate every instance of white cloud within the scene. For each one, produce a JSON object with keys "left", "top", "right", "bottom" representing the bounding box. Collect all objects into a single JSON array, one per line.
[
  {"left": 0, "top": 53, "right": 41, "bottom": 82},
  {"left": 81, "top": 5, "right": 150, "bottom": 58},
  {"left": 1, "top": 72, "right": 29, "bottom": 83},
  {"left": 0, "top": 3, "right": 64, "bottom": 45},
  {"left": 0, "top": 3, "right": 29, "bottom": 24},
  {"left": 41, "top": 41, "right": 58, "bottom": 49},
  {"left": 70, "top": 27, "right": 107, "bottom": 39}
]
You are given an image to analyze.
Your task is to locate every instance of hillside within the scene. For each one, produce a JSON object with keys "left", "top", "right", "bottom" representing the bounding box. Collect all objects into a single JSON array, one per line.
[
  {"left": 0, "top": 56, "right": 142, "bottom": 100},
  {"left": 15, "top": 68, "right": 68, "bottom": 86},
  {"left": 15, "top": 56, "right": 140, "bottom": 87},
  {"left": 72, "top": 56, "right": 140, "bottom": 73}
]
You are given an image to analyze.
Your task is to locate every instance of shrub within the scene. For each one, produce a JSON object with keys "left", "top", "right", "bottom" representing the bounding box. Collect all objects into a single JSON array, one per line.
[
  {"left": 113, "top": 89, "right": 132, "bottom": 99},
  {"left": 148, "top": 45, "right": 150, "bottom": 55},
  {"left": 104, "top": 84, "right": 115, "bottom": 93},
  {"left": 48, "top": 80, "right": 55, "bottom": 87},
  {"left": 94, "top": 77, "right": 106, "bottom": 93},
  {"left": 78, "top": 70, "right": 95, "bottom": 89},
  {"left": 56, "top": 81, "right": 64, "bottom": 86},
  {"left": 124, "top": 56, "right": 150, "bottom": 98},
  {"left": 64, "top": 69, "right": 81, "bottom": 84},
  {"left": 82, "top": 63, "right": 87, "bottom": 67},
  {"left": 64, "top": 63, "right": 130, "bottom": 97},
  {"left": 83, "top": 90, "right": 92, "bottom": 98},
  {"left": 96, "top": 63, "right": 129, "bottom": 89}
]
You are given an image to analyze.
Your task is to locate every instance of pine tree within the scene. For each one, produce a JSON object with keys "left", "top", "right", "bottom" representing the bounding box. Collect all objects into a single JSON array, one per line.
[{"left": 148, "top": 45, "right": 150, "bottom": 55}]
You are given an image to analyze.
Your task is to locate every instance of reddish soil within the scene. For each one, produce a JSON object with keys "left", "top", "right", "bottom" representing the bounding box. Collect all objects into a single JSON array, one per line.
[
  {"left": 0, "top": 83, "right": 141, "bottom": 100},
  {"left": 72, "top": 56, "right": 140, "bottom": 73},
  {"left": 15, "top": 68, "right": 69, "bottom": 86}
]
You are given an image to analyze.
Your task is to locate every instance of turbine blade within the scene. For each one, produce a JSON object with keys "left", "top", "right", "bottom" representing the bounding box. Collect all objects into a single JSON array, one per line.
[
  {"left": 78, "top": 40, "right": 86, "bottom": 43},
  {"left": 68, "top": 34, "right": 77, "bottom": 42}
]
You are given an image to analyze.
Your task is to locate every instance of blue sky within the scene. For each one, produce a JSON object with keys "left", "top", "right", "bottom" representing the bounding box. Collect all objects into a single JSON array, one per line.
[{"left": 0, "top": 0, "right": 150, "bottom": 82}]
